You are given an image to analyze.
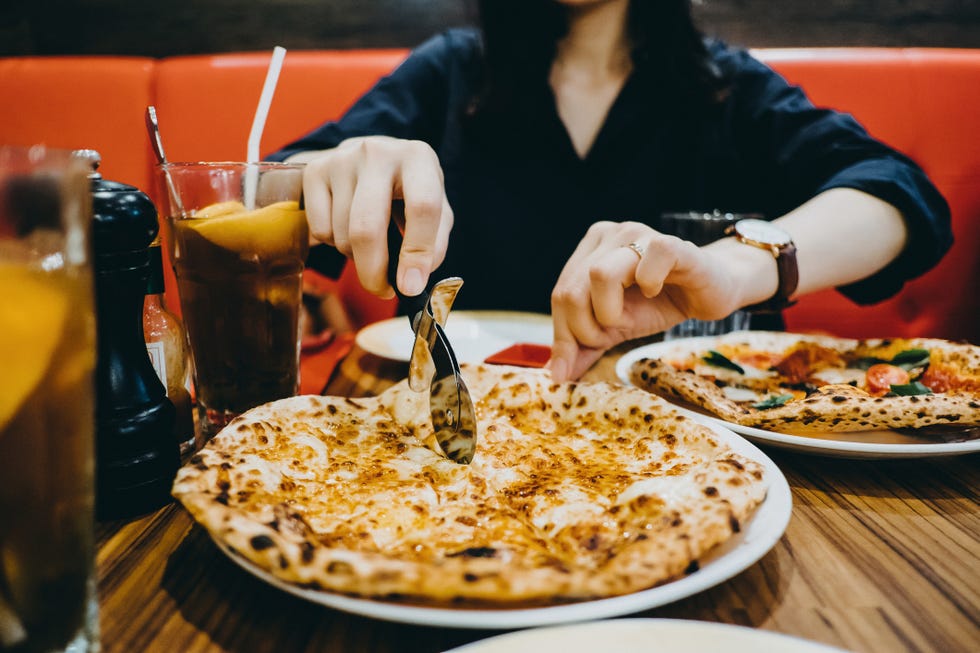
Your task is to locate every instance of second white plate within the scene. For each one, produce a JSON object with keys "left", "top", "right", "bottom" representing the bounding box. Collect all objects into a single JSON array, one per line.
[
  {"left": 616, "top": 337, "right": 980, "bottom": 459},
  {"left": 447, "top": 618, "right": 850, "bottom": 652},
  {"left": 355, "top": 310, "right": 553, "bottom": 362}
]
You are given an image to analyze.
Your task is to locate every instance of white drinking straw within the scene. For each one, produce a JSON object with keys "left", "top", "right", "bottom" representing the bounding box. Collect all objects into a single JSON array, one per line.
[{"left": 244, "top": 45, "right": 287, "bottom": 210}]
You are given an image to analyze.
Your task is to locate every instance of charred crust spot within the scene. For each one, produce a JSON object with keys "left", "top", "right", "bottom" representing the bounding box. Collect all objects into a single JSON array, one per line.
[
  {"left": 832, "top": 395, "right": 847, "bottom": 403},
  {"left": 220, "top": 462, "right": 232, "bottom": 470},
  {"left": 279, "top": 555, "right": 289, "bottom": 569},
  {"left": 266, "top": 519, "right": 280, "bottom": 532},
  {"left": 640, "top": 371, "right": 650, "bottom": 381},
  {"left": 217, "top": 479, "right": 231, "bottom": 491},
  {"left": 258, "top": 435, "right": 268, "bottom": 444},
  {"left": 729, "top": 513, "right": 741, "bottom": 533},
  {"left": 576, "top": 396, "right": 588, "bottom": 407},
  {"left": 684, "top": 560, "right": 700, "bottom": 574},
  {"left": 327, "top": 404, "right": 338, "bottom": 415},
  {"left": 722, "top": 457, "right": 745, "bottom": 471},
  {"left": 703, "top": 486, "right": 718, "bottom": 497},
  {"left": 463, "top": 573, "right": 479, "bottom": 583},
  {"left": 448, "top": 547, "right": 497, "bottom": 558},
  {"left": 643, "top": 413, "right": 654, "bottom": 423},
  {"left": 214, "top": 494, "right": 229, "bottom": 505},
  {"left": 455, "top": 515, "right": 477, "bottom": 527},
  {"left": 585, "top": 535, "right": 601, "bottom": 551},
  {"left": 249, "top": 535, "right": 275, "bottom": 551},
  {"left": 300, "top": 542, "right": 315, "bottom": 563}
]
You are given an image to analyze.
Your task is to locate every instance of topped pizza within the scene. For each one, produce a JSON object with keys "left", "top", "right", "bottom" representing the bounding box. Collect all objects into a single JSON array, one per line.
[
  {"left": 627, "top": 331, "right": 980, "bottom": 433},
  {"left": 172, "top": 363, "right": 769, "bottom": 606}
]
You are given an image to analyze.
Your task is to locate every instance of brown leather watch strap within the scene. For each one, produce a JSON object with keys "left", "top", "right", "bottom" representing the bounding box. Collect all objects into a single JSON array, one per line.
[{"left": 745, "top": 241, "right": 799, "bottom": 313}]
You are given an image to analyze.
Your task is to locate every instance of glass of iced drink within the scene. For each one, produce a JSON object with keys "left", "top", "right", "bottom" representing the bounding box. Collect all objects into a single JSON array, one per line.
[
  {"left": 0, "top": 145, "right": 98, "bottom": 652},
  {"left": 155, "top": 162, "right": 309, "bottom": 438}
]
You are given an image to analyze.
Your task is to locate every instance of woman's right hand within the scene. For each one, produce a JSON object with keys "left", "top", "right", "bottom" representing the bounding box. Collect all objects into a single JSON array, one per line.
[{"left": 296, "top": 135, "right": 453, "bottom": 298}]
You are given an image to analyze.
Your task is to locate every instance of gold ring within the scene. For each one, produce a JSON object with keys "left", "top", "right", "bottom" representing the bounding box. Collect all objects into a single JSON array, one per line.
[{"left": 624, "top": 242, "right": 644, "bottom": 259}]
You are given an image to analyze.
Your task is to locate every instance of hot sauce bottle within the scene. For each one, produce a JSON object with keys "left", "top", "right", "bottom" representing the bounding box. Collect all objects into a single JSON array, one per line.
[{"left": 143, "top": 236, "right": 195, "bottom": 455}]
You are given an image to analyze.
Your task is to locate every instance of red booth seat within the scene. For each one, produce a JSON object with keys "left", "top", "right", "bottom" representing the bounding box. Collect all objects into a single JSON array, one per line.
[{"left": 1, "top": 48, "right": 977, "bottom": 355}]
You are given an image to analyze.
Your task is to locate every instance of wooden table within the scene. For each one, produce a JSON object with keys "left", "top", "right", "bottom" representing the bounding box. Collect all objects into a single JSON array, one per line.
[{"left": 95, "top": 342, "right": 980, "bottom": 653}]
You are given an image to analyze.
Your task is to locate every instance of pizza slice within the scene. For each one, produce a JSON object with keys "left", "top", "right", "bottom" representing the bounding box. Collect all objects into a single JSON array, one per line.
[{"left": 628, "top": 332, "right": 980, "bottom": 433}]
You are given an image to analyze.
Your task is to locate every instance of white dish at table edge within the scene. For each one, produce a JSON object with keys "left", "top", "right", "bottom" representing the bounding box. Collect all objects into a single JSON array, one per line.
[
  {"left": 212, "top": 420, "right": 792, "bottom": 629},
  {"left": 615, "top": 335, "right": 980, "bottom": 459},
  {"left": 355, "top": 310, "right": 553, "bottom": 362},
  {"left": 445, "top": 617, "right": 850, "bottom": 652}
]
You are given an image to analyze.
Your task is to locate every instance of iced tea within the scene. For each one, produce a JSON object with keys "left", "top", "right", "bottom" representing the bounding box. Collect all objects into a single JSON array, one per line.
[
  {"left": 159, "top": 163, "right": 309, "bottom": 438},
  {"left": 0, "top": 147, "right": 97, "bottom": 653}
]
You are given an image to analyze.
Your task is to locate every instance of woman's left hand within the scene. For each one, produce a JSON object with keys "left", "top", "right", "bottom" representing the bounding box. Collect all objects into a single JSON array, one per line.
[{"left": 548, "top": 221, "right": 742, "bottom": 381}]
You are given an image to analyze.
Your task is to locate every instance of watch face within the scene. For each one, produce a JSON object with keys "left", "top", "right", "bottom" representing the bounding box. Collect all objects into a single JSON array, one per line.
[{"left": 734, "top": 219, "right": 792, "bottom": 246}]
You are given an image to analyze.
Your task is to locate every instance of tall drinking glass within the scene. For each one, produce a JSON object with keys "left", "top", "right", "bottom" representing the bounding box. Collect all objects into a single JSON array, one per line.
[
  {"left": 659, "top": 210, "right": 761, "bottom": 340},
  {"left": 0, "top": 146, "right": 98, "bottom": 652},
  {"left": 155, "top": 162, "right": 308, "bottom": 439}
]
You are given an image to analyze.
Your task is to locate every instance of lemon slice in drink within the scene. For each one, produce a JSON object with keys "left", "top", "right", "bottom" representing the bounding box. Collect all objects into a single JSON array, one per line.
[
  {"left": 192, "top": 200, "right": 246, "bottom": 219},
  {"left": 185, "top": 200, "right": 307, "bottom": 257},
  {"left": 0, "top": 266, "right": 69, "bottom": 432}
]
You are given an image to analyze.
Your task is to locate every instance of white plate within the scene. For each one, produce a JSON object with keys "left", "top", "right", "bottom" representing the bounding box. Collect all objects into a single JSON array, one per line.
[
  {"left": 446, "top": 618, "right": 850, "bottom": 652},
  {"left": 355, "top": 310, "right": 553, "bottom": 362},
  {"left": 212, "top": 422, "right": 791, "bottom": 629},
  {"left": 616, "top": 336, "right": 980, "bottom": 459}
]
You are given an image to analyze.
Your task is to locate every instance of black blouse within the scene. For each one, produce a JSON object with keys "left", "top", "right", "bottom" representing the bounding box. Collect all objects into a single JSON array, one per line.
[{"left": 270, "top": 28, "right": 951, "bottom": 316}]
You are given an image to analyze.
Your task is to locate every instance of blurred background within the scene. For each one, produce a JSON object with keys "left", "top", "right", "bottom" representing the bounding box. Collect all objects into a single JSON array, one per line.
[{"left": 2, "top": 0, "right": 978, "bottom": 57}]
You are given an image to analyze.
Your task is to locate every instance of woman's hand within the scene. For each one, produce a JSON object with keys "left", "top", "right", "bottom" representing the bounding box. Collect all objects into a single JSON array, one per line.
[
  {"left": 297, "top": 136, "right": 453, "bottom": 298},
  {"left": 548, "top": 221, "right": 744, "bottom": 382}
]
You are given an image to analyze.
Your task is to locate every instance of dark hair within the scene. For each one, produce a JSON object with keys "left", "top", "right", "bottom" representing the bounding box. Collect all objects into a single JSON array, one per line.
[{"left": 470, "top": 0, "right": 724, "bottom": 122}]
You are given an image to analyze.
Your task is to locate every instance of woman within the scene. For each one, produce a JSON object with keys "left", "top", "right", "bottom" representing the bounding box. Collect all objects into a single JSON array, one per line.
[{"left": 269, "top": 0, "right": 951, "bottom": 380}]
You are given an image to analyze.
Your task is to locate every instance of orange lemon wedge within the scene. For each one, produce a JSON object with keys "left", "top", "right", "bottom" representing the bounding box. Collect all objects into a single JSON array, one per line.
[
  {"left": 0, "top": 266, "right": 70, "bottom": 432},
  {"left": 183, "top": 201, "right": 307, "bottom": 258}
]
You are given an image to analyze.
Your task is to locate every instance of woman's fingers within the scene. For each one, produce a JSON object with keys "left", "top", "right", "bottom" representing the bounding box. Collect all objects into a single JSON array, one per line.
[
  {"left": 347, "top": 163, "right": 396, "bottom": 297},
  {"left": 396, "top": 146, "right": 453, "bottom": 296},
  {"left": 588, "top": 243, "right": 646, "bottom": 326},
  {"left": 302, "top": 159, "right": 334, "bottom": 245},
  {"left": 300, "top": 137, "right": 452, "bottom": 299}
]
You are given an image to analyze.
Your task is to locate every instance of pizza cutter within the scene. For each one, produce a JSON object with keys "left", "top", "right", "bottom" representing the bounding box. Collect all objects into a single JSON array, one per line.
[{"left": 388, "top": 220, "right": 478, "bottom": 464}]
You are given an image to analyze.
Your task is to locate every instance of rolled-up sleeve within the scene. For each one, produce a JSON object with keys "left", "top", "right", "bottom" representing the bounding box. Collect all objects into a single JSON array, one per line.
[{"left": 722, "top": 47, "right": 953, "bottom": 305}]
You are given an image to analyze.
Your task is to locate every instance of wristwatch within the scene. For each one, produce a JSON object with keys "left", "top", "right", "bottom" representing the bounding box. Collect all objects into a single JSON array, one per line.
[{"left": 726, "top": 219, "right": 799, "bottom": 313}]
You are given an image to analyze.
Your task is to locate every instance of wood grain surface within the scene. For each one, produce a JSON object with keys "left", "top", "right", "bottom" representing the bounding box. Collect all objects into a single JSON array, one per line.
[{"left": 95, "top": 341, "right": 980, "bottom": 653}]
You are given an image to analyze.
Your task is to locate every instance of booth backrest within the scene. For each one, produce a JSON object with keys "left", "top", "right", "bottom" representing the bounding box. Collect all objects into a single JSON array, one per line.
[
  {"left": 757, "top": 49, "right": 980, "bottom": 343},
  {"left": 1, "top": 48, "right": 977, "bottom": 342}
]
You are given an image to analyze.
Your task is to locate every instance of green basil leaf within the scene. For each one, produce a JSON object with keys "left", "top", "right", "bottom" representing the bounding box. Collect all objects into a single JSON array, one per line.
[
  {"left": 752, "top": 394, "right": 794, "bottom": 409},
  {"left": 889, "top": 348, "right": 930, "bottom": 371},
  {"left": 701, "top": 350, "right": 745, "bottom": 374},
  {"left": 888, "top": 381, "right": 933, "bottom": 396}
]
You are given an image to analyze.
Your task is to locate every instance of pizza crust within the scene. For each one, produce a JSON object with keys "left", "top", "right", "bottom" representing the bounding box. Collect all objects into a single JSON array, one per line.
[{"left": 173, "top": 364, "right": 768, "bottom": 605}]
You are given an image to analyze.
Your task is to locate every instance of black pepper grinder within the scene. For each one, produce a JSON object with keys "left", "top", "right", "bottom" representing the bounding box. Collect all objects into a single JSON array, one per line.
[{"left": 83, "top": 151, "right": 179, "bottom": 519}]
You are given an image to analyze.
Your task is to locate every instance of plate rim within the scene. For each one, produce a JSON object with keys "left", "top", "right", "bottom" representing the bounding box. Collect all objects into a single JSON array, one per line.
[
  {"left": 354, "top": 310, "right": 553, "bottom": 362},
  {"left": 614, "top": 334, "right": 980, "bottom": 459},
  {"left": 211, "top": 421, "right": 791, "bottom": 629}
]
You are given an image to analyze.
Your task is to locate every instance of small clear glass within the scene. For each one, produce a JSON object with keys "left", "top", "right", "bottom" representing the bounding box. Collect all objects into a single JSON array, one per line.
[{"left": 659, "top": 210, "right": 763, "bottom": 340}]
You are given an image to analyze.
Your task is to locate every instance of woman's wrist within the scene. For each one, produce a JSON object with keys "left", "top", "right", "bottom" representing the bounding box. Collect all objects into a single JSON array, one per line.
[{"left": 706, "top": 236, "right": 781, "bottom": 312}]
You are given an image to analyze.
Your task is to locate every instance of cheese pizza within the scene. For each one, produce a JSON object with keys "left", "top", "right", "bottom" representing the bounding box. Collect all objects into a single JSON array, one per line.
[
  {"left": 172, "top": 363, "right": 768, "bottom": 606},
  {"left": 627, "top": 331, "right": 980, "bottom": 433}
]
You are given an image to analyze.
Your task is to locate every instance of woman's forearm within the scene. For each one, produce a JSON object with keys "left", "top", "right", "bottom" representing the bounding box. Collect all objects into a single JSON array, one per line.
[{"left": 707, "top": 187, "right": 909, "bottom": 310}]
